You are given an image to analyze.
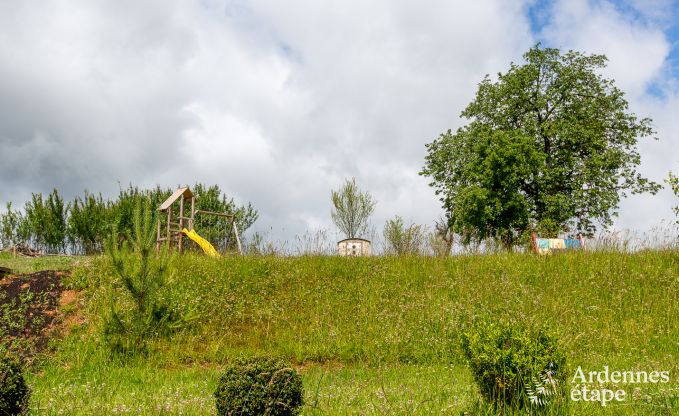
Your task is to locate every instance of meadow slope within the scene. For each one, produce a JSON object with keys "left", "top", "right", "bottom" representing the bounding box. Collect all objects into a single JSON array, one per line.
[{"left": 5, "top": 251, "right": 678, "bottom": 414}]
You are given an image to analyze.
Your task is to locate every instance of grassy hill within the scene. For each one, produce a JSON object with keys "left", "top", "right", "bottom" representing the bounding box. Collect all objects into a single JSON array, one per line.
[{"left": 3, "top": 251, "right": 678, "bottom": 414}]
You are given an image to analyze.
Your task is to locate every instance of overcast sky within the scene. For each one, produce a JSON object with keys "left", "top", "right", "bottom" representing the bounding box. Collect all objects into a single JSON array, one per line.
[{"left": 1, "top": 0, "right": 678, "bottom": 246}]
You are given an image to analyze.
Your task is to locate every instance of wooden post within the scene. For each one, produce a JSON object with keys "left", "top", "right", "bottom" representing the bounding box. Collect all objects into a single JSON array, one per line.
[
  {"left": 224, "top": 219, "right": 230, "bottom": 253},
  {"left": 233, "top": 220, "right": 243, "bottom": 255},
  {"left": 167, "top": 208, "right": 172, "bottom": 249},
  {"left": 156, "top": 217, "right": 161, "bottom": 253},
  {"left": 531, "top": 232, "right": 538, "bottom": 255},
  {"left": 190, "top": 197, "right": 195, "bottom": 230},
  {"left": 178, "top": 196, "right": 184, "bottom": 253}
]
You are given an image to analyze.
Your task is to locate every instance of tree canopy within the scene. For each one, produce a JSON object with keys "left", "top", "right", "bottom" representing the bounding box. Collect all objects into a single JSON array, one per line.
[{"left": 421, "top": 45, "right": 660, "bottom": 248}]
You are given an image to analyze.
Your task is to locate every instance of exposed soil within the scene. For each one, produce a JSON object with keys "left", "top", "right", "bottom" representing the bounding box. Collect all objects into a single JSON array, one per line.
[{"left": 0, "top": 270, "right": 78, "bottom": 355}]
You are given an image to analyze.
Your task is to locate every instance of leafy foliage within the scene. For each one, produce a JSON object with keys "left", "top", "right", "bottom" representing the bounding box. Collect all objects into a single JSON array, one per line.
[
  {"left": 0, "top": 183, "right": 258, "bottom": 255},
  {"left": 0, "top": 351, "right": 30, "bottom": 415},
  {"left": 421, "top": 45, "right": 660, "bottom": 248},
  {"left": 23, "top": 190, "right": 68, "bottom": 254},
  {"left": 383, "top": 216, "right": 425, "bottom": 255},
  {"left": 331, "top": 178, "right": 376, "bottom": 239},
  {"left": 191, "top": 184, "right": 258, "bottom": 252},
  {"left": 0, "top": 203, "right": 28, "bottom": 250},
  {"left": 666, "top": 172, "right": 679, "bottom": 223},
  {"left": 214, "top": 356, "right": 303, "bottom": 416},
  {"left": 460, "top": 320, "right": 565, "bottom": 409},
  {"left": 110, "top": 185, "right": 170, "bottom": 241},
  {"left": 68, "top": 191, "right": 110, "bottom": 255}
]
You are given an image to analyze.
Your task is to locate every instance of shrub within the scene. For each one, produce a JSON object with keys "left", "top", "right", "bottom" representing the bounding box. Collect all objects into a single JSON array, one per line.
[
  {"left": 0, "top": 352, "right": 30, "bottom": 415},
  {"left": 383, "top": 216, "right": 426, "bottom": 255},
  {"left": 428, "top": 217, "right": 454, "bottom": 257},
  {"left": 460, "top": 320, "right": 566, "bottom": 409},
  {"left": 214, "top": 357, "right": 303, "bottom": 416}
]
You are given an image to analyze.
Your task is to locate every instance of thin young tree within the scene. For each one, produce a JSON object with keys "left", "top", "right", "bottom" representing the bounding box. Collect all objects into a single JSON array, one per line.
[
  {"left": 331, "top": 178, "right": 376, "bottom": 239},
  {"left": 104, "top": 200, "right": 179, "bottom": 355}
]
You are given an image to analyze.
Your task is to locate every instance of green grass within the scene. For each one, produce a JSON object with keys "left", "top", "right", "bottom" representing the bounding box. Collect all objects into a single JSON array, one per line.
[
  {"left": 0, "top": 252, "right": 85, "bottom": 274},
  {"left": 27, "top": 363, "right": 679, "bottom": 415},
  {"left": 7, "top": 251, "right": 679, "bottom": 414},
  {"left": 28, "top": 363, "right": 476, "bottom": 415}
]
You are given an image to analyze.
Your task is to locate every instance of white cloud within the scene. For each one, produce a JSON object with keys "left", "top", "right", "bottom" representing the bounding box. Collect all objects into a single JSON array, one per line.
[
  {"left": 541, "top": 0, "right": 669, "bottom": 97},
  {"left": 623, "top": 0, "right": 675, "bottom": 25},
  {"left": 538, "top": 0, "right": 679, "bottom": 232},
  {"left": 1, "top": 0, "right": 677, "bottom": 245}
]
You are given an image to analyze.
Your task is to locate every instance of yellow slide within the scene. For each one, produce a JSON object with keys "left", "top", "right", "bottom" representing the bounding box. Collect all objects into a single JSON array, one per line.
[{"left": 182, "top": 228, "right": 220, "bottom": 257}]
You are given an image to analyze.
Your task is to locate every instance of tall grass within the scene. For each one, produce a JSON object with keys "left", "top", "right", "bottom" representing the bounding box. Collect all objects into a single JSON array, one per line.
[
  {"left": 15, "top": 249, "right": 679, "bottom": 414},
  {"left": 63, "top": 251, "right": 678, "bottom": 369}
]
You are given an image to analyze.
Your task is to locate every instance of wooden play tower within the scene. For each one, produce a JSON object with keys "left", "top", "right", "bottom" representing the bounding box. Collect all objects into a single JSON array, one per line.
[{"left": 156, "top": 187, "right": 243, "bottom": 255}]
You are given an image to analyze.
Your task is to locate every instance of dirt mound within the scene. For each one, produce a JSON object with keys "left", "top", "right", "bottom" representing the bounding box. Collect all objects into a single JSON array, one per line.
[{"left": 0, "top": 270, "right": 76, "bottom": 355}]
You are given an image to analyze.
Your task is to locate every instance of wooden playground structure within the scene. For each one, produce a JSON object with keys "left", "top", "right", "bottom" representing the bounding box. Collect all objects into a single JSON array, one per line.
[{"left": 156, "top": 187, "right": 243, "bottom": 256}]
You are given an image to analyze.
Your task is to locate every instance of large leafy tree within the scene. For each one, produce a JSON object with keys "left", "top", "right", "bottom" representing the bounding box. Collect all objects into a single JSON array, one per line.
[{"left": 421, "top": 45, "right": 660, "bottom": 248}]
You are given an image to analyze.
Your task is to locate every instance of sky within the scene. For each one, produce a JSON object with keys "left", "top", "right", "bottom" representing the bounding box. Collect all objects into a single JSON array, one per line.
[{"left": 1, "top": 0, "right": 678, "bottom": 247}]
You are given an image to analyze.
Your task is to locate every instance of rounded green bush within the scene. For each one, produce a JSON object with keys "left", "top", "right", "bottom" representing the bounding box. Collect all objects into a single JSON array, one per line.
[
  {"left": 0, "top": 352, "right": 30, "bottom": 415},
  {"left": 214, "top": 356, "right": 303, "bottom": 416},
  {"left": 461, "top": 321, "right": 565, "bottom": 409}
]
